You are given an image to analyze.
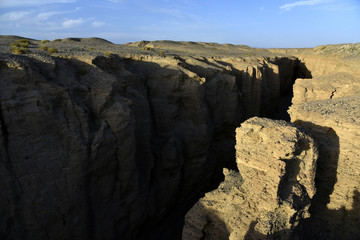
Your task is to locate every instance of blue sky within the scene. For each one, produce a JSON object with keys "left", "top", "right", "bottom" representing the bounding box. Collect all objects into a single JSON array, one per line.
[{"left": 0, "top": 0, "right": 359, "bottom": 48}]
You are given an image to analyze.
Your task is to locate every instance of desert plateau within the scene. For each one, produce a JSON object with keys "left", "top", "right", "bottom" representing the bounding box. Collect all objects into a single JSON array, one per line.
[{"left": 0, "top": 36, "right": 359, "bottom": 239}]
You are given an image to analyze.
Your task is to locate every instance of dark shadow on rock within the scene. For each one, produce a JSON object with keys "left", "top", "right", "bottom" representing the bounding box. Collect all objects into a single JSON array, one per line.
[
  {"left": 301, "top": 189, "right": 360, "bottom": 240},
  {"left": 294, "top": 121, "right": 358, "bottom": 239},
  {"left": 244, "top": 190, "right": 360, "bottom": 240},
  {"left": 272, "top": 58, "right": 312, "bottom": 121},
  {"left": 182, "top": 202, "right": 230, "bottom": 240},
  {"left": 0, "top": 53, "right": 312, "bottom": 240},
  {"left": 173, "top": 55, "right": 312, "bottom": 122},
  {"left": 244, "top": 221, "right": 294, "bottom": 240},
  {"left": 296, "top": 121, "right": 340, "bottom": 215},
  {"left": 0, "top": 54, "right": 234, "bottom": 240},
  {"left": 243, "top": 121, "right": 360, "bottom": 239}
]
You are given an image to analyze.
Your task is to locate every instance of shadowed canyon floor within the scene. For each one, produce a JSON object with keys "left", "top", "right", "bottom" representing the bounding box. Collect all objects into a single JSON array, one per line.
[{"left": 0, "top": 36, "right": 359, "bottom": 239}]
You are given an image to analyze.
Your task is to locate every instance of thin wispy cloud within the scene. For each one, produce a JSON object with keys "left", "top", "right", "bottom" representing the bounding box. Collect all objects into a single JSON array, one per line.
[
  {"left": 0, "top": 0, "right": 76, "bottom": 8},
  {"left": 1, "top": 0, "right": 358, "bottom": 47},
  {"left": 320, "top": 1, "right": 359, "bottom": 11},
  {"left": 92, "top": 21, "right": 105, "bottom": 28},
  {"left": 0, "top": 8, "right": 82, "bottom": 29},
  {"left": 280, "top": 0, "right": 325, "bottom": 11},
  {"left": 62, "top": 18, "right": 84, "bottom": 28},
  {"left": 35, "top": 8, "right": 80, "bottom": 21},
  {"left": 147, "top": 4, "right": 201, "bottom": 21},
  {"left": 0, "top": 11, "right": 31, "bottom": 22},
  {"left": 36, "top": 12, "right": 58, "bottom": 21}
]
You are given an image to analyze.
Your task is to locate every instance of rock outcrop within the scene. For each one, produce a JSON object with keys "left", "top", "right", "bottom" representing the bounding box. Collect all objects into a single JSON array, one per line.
[
  {"left": 0, "top": 36, "right": 305, "bottom": 240},
  {"left": 183, "top": 117, "right": 319, "bottom": 239},
  {"left": 184, "top": 43, "right": 360, "bottom": 240},
  {"left": 292, "top": 72, "right": 360, "bottom": 104},
  {"left": 288, "top": 72, "right": 360, "bottom": 239}
]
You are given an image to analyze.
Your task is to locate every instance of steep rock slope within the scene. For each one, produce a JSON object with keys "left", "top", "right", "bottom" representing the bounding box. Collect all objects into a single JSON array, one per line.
[{"left": 0, "top": 37, "right": 304, "bottom": 239}]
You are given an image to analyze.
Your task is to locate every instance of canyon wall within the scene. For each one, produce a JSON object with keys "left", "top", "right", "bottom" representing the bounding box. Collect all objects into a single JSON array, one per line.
[
  {"left": 2, "top": 37, "right": 358, "bottom": 239},
  {"left": 288, "top": 72, "right": 360, "bottom": 239},
  {"left": 184, "top": 44, "right": 360, "bottom": 239},
  {"left": 0, "top": 37, "right": 304, "bottom": 240}
]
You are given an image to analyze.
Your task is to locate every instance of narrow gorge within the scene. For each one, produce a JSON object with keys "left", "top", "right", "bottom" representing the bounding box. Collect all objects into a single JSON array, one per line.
[
  {"left": 0, "top": 36, "right": 359, "bottom": 239},
  {"left": 183, "top": 45, "right": 360, "bottom": 239}
]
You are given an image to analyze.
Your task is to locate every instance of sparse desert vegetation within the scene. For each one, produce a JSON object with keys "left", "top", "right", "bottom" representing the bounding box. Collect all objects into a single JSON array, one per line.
[
  {"left": 39, "top": 45, "right": 48, "bottom": 51},
  {"left": 10, "top": 42, "right": 20, "bottom": 47},
  {"left": 18, "top": 39, "right": 30, "bottom": 44},
  {"left": 143, "top": 46, "right": 155, "bottom": 51},
  {"left": 48, "top": 48, "right": 57, "bottom": 54},
  {"left": 11, "top": 47, "right": 28, "bottom": 54},
  {"left": 10, "top": 39, "right": 31, "bottom": 54}
]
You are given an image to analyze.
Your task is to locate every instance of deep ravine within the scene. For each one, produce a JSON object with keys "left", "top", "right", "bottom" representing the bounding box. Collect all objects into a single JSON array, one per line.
[{"left": 0, "top": 37, "right": 314, "bottom": 240}]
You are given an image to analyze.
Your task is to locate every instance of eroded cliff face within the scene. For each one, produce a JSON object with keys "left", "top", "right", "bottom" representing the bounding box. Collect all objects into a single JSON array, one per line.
[
  {"left": 183, "top": 118, "right": 319, "bottom": 240},
  {"left": 184, "top": 43, "right": 360, "bottom": 240},
  {"left": 0, "top": 37, "right": 306, "bottom": 240}
]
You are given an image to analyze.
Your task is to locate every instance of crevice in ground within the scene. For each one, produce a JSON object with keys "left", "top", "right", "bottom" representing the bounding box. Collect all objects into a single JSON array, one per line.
[
  {"left": 177, "top": 57, "right": 314, "bottom": 240},
  {"left": 270, "top": 58, "right": 313, "bottom": 121},
  {"left": 0, "top": 52, "right": 314, "bottom": 240}
]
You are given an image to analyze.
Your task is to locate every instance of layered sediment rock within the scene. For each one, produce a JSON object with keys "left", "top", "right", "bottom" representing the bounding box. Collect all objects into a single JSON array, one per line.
[
  {"left": 0, "top": 37, "right": 304, "bottom": 240},
  {"left": 183, "top": 117, "right": 319, "bottom": 239}
]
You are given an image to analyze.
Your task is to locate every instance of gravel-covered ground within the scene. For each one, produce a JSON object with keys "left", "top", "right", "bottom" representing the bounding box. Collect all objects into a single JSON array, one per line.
[
  {"left": 293, "top": 95, "right": 360, "bottom": 124},
  {"left": 0, "top": 35, "right": 284, "bottom": 59},
  {"left": 2, "top": 35, "right": 359, "bottom": 64}
]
